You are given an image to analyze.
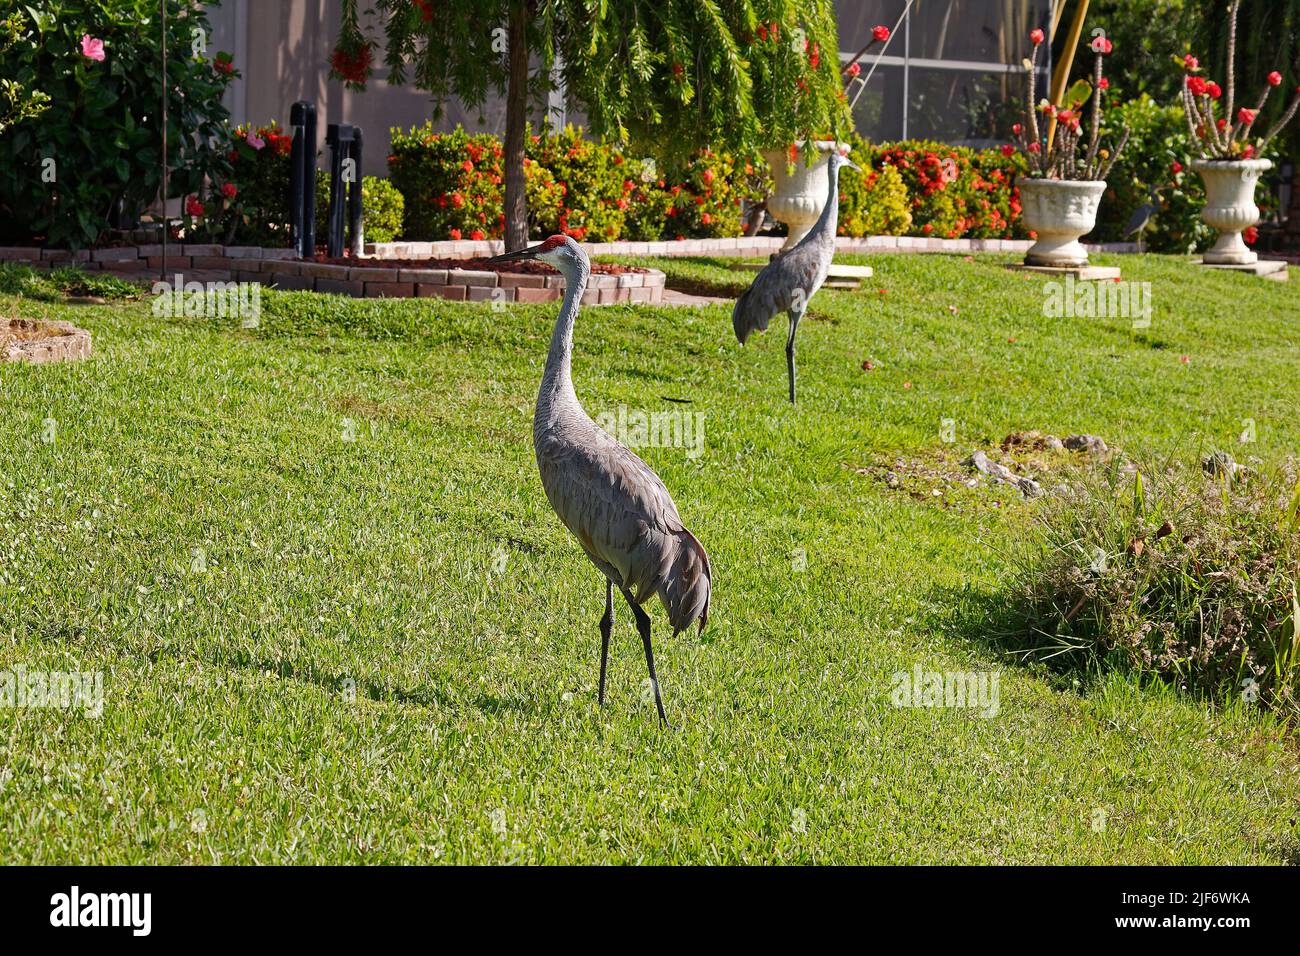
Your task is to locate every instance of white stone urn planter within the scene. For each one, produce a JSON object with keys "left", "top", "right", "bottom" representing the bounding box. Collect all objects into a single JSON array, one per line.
[
  {"left": 1192, "top": 158, "right": 1271, "bottom": 264},
  {"left": 763, "top": 140, "right": 844, "bottom": 252},
  {"left": 1017, "top": 178, "right": 1107, "bottom": 268}
]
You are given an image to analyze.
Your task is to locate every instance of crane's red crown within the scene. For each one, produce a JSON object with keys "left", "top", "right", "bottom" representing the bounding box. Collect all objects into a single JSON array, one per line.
[{"left": 538, "top": 235, "right": 569, "bottom": 252}]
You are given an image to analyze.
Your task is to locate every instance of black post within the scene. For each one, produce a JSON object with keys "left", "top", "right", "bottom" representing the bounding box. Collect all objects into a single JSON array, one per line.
[
  {"left": 289, "top": 101, "right": 317, "bottom": 258},
  {"left": 325, "top": 123, "right": 357, "bottom": 258},
  {"left": 347, "top": 127, "right": 364, "bottom": 256}
]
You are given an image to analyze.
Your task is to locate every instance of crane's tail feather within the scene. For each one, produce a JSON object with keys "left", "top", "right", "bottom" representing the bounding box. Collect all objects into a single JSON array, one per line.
[
  {"left": 662, "top": 528, "right": 711, "bottom": 637},
  {"left": 732, "top": 288, "right": 770, "bottom": 346}
]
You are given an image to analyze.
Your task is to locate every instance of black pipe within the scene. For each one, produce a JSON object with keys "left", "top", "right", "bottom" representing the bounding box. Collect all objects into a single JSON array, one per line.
[
  {"left": 290, "top": 101, "right": 317, "bottom": 258},
  {"left": 348, "top": 127, "right": 364, "bottom": 256}
]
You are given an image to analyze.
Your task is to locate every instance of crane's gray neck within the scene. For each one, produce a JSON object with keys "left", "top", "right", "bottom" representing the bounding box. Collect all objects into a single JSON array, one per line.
[
  {"left": 537, "top": 254, "right": 590, "bottom": 418},
  {"left": 806, "top": 159, "right": 841, "bottom": 250}
]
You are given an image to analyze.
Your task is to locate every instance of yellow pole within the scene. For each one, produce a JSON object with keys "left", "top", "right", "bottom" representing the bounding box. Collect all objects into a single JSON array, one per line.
[{"left": 1046, "top": 0, "right": 1090, "bottom": 151}]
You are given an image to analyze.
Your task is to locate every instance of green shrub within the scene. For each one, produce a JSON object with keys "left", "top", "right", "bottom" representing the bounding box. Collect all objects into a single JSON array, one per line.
[
  {"left": 527, "top": 126, "right": 628, "bottom": 241},
  {"left": 838, "top": 134, "right": 911, "bottom": 237},
  {"left": 866, "top": 140, "right": 1027, "bottom": 239},
  {"left": 0, "top": 0, "right": 237, "bottom": 249},
  {"left": 660, "top": 148, "right": 749, "bottom": 239},
  {"left": 313, "top": 172, "right": 405, "bottom": 245},
  {"left": 1017, "top": 458, "right": 1300, "bottom": 718},
  {"left": 1091, "top": 95, "right": 1212, "bottom": 253},
  {"left": 389, "top": 124, "right": 563, "bottom": 240}
]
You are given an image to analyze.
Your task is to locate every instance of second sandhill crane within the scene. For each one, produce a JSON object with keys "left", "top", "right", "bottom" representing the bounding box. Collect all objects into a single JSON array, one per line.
[
  {"left": 733, "top": 149, "right": 860, "bottom": 404},
  {"left": 488, "top": 235, "right": 711, "bottom": 727}
]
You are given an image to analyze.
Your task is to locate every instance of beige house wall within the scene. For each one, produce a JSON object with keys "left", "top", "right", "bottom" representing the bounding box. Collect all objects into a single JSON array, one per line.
[{"left": 205, "top": 0, "right": 546, "bottom": 174}]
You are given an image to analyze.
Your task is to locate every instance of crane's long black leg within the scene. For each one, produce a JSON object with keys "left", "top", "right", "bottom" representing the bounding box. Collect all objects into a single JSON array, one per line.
[
  {"left": 621, "top": 588, "right": 669, "bottom": 727},
  {"left": 598, "top": 580, "right": 613, "bottom": 707},
  {"left": 786, "top": 309, "right": 803, "bottom": 405}
]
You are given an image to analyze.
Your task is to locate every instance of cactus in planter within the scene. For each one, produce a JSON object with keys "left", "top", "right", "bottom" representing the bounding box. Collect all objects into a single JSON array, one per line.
[
  {"left": 1013, "top": 28, "right": 1130, "bottom": 181},
  {"left": 1179, "top": 0, "right": 1300, "bottom": 160}
]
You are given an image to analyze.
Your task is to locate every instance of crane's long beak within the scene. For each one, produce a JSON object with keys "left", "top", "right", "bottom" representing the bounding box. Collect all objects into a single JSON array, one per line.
[
  {"left": 842, "top": 157, "right": 862, "bottom": 172},
  {"left": 487, "top": 243, "right": 542, "bottom": 264}
]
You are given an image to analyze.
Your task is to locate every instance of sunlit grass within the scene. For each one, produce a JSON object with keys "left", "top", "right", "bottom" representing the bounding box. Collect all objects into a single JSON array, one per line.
[{"left": 0, "top": 253, "right": 1297, "bottom": 863}]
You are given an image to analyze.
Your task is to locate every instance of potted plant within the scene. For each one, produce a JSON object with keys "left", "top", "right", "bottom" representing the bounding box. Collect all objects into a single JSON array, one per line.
[
  {"left": 756, "top": 20, "right": 891, "bottom": 249},
  {"left": 1179, "top": 0, "right": 1300, "bottom": 265},
  {"left": 1011, "top": 29, "right": 1130, "bottom": 268}
]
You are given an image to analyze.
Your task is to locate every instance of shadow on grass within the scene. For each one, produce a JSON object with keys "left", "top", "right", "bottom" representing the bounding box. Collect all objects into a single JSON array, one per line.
[{"left": 145, "top": 642, "right": 533, "bottom": 718}]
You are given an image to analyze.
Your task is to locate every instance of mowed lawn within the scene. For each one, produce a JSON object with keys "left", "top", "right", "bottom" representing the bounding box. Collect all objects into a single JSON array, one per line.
[{"left": 1, "top": 252, "right": 1298, "bottom": 864}]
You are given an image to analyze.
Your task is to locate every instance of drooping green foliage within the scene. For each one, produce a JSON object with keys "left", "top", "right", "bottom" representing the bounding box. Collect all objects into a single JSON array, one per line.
[{"left": 337, "top": 1, "right": 846, "bottom": 163}]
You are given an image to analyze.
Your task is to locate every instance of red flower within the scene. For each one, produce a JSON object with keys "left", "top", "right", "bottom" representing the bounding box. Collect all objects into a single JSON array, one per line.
[
  {"left": 449, "top": 228, "right": 462, "bottom": 240},
  {"left": 1243, "top": 226, "right": 1258, "bottom": 244},
  {"left": 1237, "top": 107, "right": 1256, "bottom": 125},
  {"left": 185, "top": 196, "right": 204, "bottom": 217},
  {"left": 846, "top": 62, "right": 861, "bottom": 78},
  {"left": 809, "top": 43, "right": 819, "bottom": 68},
  {"left": 1011, "top": 122, "right": 1023, "bottom": 136},
  {"left": 1098, "top": 77, "right": 1109, "bottom": 90},
  {"left": 757, "top": 24, "right": 768, "bottom": 41},
  {"left": 1184, "top": 54, "right": 1199, "bottom": 71},
  {"left": 330, "top": 43, "right": 372, "bottom": 86},
  {"left": 470, "top": 230, "right": 485, "bottom": 241},
  {"left": 414, "top": 0, "right": 434, "bottom": 22},
  {"left": 1030, "top": 28, "right": 1045, "bottom": 45},
  {"left": 1186, "top": 75, "right": 1207, "bottom": 96},
  {"left": 214, "top": 56, "right": 235, "bottom": 76},
  {"left": 1090, "top": 36, "right": 1113, "bottom": 55},
  {"left": 671, "top": 63, "right": 684, "bottom": 76},
  {"left": 872, "top": 25, "right": 890, "bottom": 43},
  {"left": 1001, "top": 144, "right": 1015, "bottom": 158},
  {"left": 1268, "top": 71, "right": 1282, "bottom": 87},
  {"left": 450, "top": 192, "right": 465, "bottom": 208},
  {"left": 220, "top": 182, "right": 237, "bottom": 199},
  {"left": 1171, "top": 161, "right": 1183, "bottom": 174},
  {"left": 1206, "top": 81, "right": 1222, "bottom": 99},
  {"left": 461, "top": 160, "right": 473, "bottom": 173},
  {"left": 1028, "top": 142, "right": 1041, "bottom": 154}
]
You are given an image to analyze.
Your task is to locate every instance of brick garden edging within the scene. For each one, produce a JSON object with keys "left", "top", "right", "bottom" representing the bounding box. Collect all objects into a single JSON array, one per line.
[
  {"left": 2, "top": 318, "right": 92, "bottom": 364},
  {"left": 0, "top": 244, "right": 664, "bottom": 304},
  {"left": 234, "top": 260, "right": 666, "bottom": 304},
  {"left": 0, "top": 233, "right": 1139, "bottom": 304}
]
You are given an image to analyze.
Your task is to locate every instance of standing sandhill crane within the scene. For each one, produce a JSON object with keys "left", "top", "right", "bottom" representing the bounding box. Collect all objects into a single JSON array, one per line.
[
  {"left": 733, "top": 149, "right": 860, "bottom": 404},
  {"left": 488, "top": 235, "right": 711, "bottom": 726}
]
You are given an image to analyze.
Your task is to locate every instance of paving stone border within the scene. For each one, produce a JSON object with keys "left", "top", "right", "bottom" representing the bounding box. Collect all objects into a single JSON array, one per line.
[
  {"left": 2, "top": 318, "right": 92, "bottom": 364},
  {"left": 0, "top": 233, "right": 1141, "bottom": 304},
  {"left": 0, "top": 244, "right": 665, "bottom": 304}
]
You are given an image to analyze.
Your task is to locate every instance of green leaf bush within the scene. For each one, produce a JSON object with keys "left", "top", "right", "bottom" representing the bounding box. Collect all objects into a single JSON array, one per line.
[{"left": 0, "top": 0, "right": 236, "bottom": 249}]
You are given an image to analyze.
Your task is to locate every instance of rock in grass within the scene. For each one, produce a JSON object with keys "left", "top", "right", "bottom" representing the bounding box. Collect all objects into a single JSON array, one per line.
[
  {"left": 962, "top": 449, "right": 1042, "bottom": 497},
  {"left": 1063, "top": 434, "right": 1108, "bottom": 455},
  {"left": 1202, "top": 451, "right": 1247, "bottom": 480}
]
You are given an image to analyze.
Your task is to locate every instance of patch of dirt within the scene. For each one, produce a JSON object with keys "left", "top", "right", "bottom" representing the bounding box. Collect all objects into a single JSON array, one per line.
[
  {"left": 849, "top": 430, "right": 1119, "bottom": 509},
  {"left": 309, "top": 254, "right": 647, "bottom": 276}
]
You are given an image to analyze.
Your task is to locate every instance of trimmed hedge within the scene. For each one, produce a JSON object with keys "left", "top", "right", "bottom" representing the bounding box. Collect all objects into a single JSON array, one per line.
[{"left": 389, "top": 125, "right": 1029, "bottom": 243}]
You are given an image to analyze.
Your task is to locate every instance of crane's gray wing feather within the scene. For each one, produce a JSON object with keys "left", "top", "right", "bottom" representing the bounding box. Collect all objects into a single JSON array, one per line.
[
  {"left": 732, "top": 244, "right": 828, "bottom": 344},
  {"left": 536, "top": 421, "right": 710, "bottom": 634}
]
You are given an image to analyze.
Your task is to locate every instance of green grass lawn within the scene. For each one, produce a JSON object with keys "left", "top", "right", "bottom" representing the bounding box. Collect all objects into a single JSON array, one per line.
[{"left": 1, "top": 252, "right": 1298, "bottom": 864}]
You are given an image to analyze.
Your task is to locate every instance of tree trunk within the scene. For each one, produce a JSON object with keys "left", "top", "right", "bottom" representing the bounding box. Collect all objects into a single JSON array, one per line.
[{"left": 503, "top": 1, "right": 529, "bottom": 251}]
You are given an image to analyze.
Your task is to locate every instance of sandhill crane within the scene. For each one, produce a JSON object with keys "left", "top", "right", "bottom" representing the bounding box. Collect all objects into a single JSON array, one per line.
[
  {"left": 733, "top": 149, "right": 860, "bottom": 404},
  {"left": 488, "top": 235, "right": 711, "bottom": 726}
]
